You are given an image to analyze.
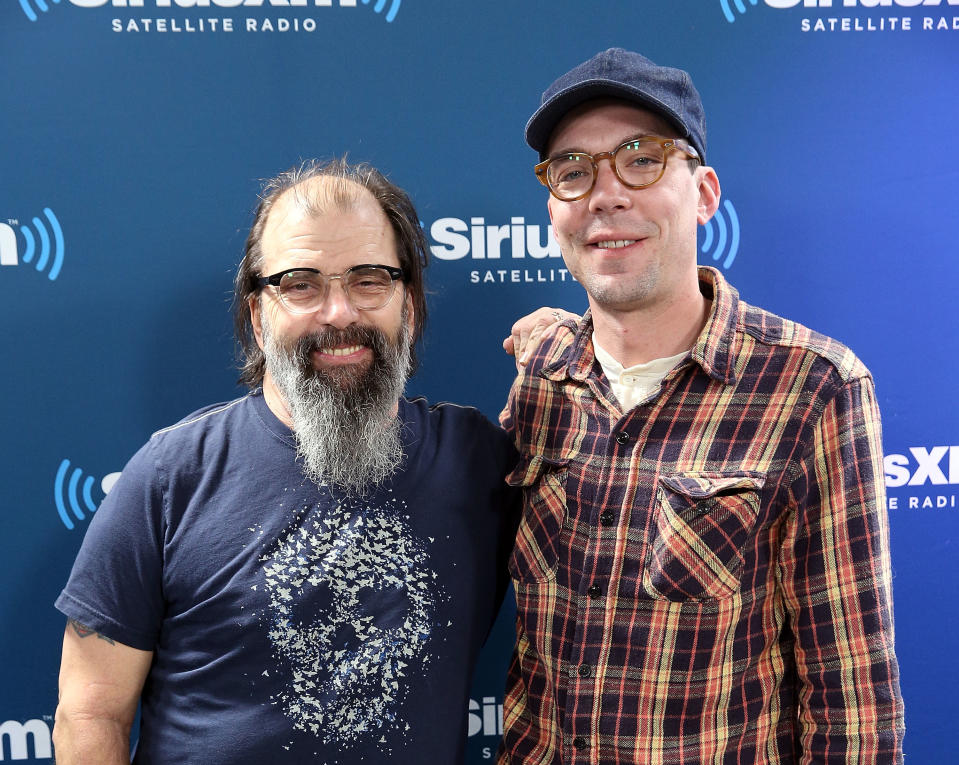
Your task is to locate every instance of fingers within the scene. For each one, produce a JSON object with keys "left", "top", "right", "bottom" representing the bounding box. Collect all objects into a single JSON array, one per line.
[
  {"left": 518, "top": 324, "right": 548, "bottom": 367},
  {"left": 512, "top": 308, "right": 563, "bottom": 367},
  {"left": 504, "top": 307, "right": 580, "bottom": 368}
]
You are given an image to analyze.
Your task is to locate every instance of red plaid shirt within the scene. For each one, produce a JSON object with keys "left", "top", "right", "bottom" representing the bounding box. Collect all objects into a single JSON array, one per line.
[{"left": 498, "top": 268, "right": 903, "bottom": 764}]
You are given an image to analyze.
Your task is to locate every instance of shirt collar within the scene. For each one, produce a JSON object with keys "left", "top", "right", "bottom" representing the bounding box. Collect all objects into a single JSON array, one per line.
[{"left": 540, "top": 266, "right": 740, "bottom": 387}]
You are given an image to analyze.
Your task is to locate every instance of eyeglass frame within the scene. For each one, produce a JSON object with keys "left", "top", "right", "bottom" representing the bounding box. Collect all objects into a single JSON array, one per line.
[
  {"left": 256, "top": 263, "right": 406, "bottom": 314},
  {"left": 534, "top": 135, "right": 701, "bottom": 202}
]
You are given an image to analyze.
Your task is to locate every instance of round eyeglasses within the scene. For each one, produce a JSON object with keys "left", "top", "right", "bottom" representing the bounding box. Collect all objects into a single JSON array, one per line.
[
  {"left": 534, "top": 136, "right": 700, "bottom": 202},
  {"left": 256, "top": 264, "right": 405, "bottom": 314}
]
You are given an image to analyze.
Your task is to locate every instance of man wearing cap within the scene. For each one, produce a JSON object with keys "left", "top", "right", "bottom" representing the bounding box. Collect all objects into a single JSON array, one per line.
[{"left": 499, "top": 49, "right": 904, "bottom": 763}]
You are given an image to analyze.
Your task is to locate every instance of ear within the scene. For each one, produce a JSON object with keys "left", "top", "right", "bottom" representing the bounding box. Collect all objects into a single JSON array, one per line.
[
  {"left": 547, "top": 195, "right": 557, "bottom": 234},
  {"left": 404, "top": 289, "right": 415, "bottom": 339},
  {"left": 249, "top": 294, "right": 265, "bottom": 351},
  {"left": 696, "top": 167, "right": 722, "bottom": 226}
]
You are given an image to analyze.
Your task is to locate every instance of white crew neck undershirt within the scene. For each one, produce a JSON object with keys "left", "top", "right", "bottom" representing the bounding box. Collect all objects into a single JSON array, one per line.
[{"left": 592, "top": 339, "right": 690, "bottom": 411}]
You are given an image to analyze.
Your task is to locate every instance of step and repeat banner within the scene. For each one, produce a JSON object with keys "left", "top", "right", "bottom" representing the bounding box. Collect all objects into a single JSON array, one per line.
[{"left": 2, "top": 1, "right": 957, "bottom": 761}]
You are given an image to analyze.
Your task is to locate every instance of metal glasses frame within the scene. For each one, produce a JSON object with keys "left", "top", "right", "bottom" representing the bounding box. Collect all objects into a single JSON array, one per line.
[{"left": 256, "top": 263, "right": 405, "bottom": 314}]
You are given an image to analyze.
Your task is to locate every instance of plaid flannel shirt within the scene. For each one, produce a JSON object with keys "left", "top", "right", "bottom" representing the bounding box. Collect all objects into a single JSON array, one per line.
[{"left": 498, "top": 267, "right": 903, "bottom": 764}]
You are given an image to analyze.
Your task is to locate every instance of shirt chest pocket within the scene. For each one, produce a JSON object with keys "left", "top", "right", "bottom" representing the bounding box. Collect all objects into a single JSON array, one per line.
[
  {"left": 643, "top": 472, "right": 765, "bottom": 601},
  {"left": 507, "top": 455, "right": 568, "bottom": 584}
]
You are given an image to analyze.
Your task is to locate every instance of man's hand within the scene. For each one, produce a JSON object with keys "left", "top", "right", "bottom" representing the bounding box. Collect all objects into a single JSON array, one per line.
[
  {"left": 53, "top": 619, "right": 153, "bottom": 765},
  {"left": 503, "top": 307, "right": 579, "bottom": 370}
]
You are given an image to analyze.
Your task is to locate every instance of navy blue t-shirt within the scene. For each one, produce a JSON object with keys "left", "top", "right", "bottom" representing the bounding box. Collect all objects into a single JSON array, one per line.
[{"left": 56, "top": 392, "right": 518, "bottom": 764}]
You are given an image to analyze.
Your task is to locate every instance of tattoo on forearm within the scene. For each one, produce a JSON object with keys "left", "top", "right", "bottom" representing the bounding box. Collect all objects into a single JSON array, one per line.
[{"left": 67, "top": 619, "right": 116, "bottom": 645}]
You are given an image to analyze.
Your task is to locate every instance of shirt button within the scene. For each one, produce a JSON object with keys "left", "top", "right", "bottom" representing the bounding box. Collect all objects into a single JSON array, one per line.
[
  {"left": 587, "top": 584, "right": 603, "bottom": 599},
  {"left": 577, "top": 664, "right": 591, "bottom": 677},
  {"left": 572, "top": 736, "right": 588, "bottom": 750},
  {"left": 615, "top": 431, "right": 630, "bottom": 444},
  {"left": 599, "top": 510, "right": 615, "bottom": 526}
]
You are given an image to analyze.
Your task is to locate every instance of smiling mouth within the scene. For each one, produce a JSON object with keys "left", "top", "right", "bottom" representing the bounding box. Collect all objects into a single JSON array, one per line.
[
  {"left": 320, "top": 345, "right": 366, "bottom": 357},
  {"left": 592, "top": 239, "right": 638, "bottom": 249}
]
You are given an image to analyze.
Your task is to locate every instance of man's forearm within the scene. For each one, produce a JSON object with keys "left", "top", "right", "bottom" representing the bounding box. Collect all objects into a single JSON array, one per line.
[
  {"left": 53, "top": 712, "right": 133, "bottom": 765},
  {"left": 54, "top": 620, "right": 151, "bottom": 765}
]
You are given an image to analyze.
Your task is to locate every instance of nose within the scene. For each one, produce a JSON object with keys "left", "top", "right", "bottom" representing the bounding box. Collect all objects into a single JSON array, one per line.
[
  {"left": 310, "top": 278, "right": 359, "bottom": 329},
  {"left": 588, "top": 158, "right": 632, "bottom": 214}
]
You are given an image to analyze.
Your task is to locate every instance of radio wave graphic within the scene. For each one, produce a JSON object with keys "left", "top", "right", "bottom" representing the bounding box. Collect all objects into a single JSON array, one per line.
[
  {"left": 54, "top": 459, "right": 102, "bottom": 531},
  {"left": 20, "top": 208, "right": 65, "bottom": 280},
  {"left": 19, "top": 0, "right": 60, "bottom": 22},
  {"left": 360, "top": 0, "right": 401, "bottom": 23},
  {"left": 720, "top": 0, "right": 758, "bottom": 23},
  {"left": 701, "top": 199, "right": 740, "bottom": 270}
]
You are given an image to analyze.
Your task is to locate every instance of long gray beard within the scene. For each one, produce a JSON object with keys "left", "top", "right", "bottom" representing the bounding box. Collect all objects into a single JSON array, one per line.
[{"left": 262, "top": 317, "right": 411, "bottom": 496}]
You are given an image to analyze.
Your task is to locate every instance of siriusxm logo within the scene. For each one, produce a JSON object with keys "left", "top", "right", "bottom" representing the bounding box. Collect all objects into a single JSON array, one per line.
[
  {"left": 885, "top": 446, "right": 959, "bottom": 488},
  {"left": 18, "top": 0, "right": 61, "bottom": 22},
  {"left": 429, "top": 216, "right": 572, "bottom": 286},
  {"left": 768, "top": 0, "right": 959, "bottom": 5},
  {"left": 55, "top": 0, "right": 403, "bottom": 23},
  {"left": 429, "top": 211, "right": 740, "bottom": 270},
  {"left": 466, "top": 696, "right": 502, "bottom": 759},
  {"left": 429, "top": 217, "right": 560, "bottom": 262},
  {"left": 700, "top": 199, "right": 740, "bottom": 269},
  {"left": 721, "top": 0, "right": 959, "bottom": 22},
  {"left": 359, "top": 0, "right": 400, "bottom": 22},
  {"left": 0, "top": 719, "right": 52, "bottom": 761},
  {"left": 54, "top": 459, "right": 121, "bottom": 531},
  {"left": 0, "top": 209, "right": 65, "bottom": 281},
  {"left": 885, "top": 446, "right": 959, "bottom": 510},
  {"left": 467, "top": 696, "right": 503, "bottom": 737},
  {"left": 429, "top": 211, "right": 739, "bottom": 285},
  {"left": 721, "top": 0, "right": 759, "bottom": 23}
]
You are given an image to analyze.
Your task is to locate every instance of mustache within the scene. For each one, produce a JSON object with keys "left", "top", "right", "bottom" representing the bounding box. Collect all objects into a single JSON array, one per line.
[{"left": 291, "top": 325, "right": 389, "bottom": 361}]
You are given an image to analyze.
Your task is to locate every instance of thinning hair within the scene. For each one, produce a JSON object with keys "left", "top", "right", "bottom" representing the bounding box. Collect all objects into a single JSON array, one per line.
[{"left": 233, "top": 157, "right": 429, "bottom": 387}]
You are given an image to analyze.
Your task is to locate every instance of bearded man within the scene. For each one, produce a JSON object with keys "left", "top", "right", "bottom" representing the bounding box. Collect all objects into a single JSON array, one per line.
[{"left": 52, "top": 159, "right": 520, "bottom": 765}]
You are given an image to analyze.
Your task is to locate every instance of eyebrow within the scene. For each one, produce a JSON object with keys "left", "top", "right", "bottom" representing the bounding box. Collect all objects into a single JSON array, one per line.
[{"left": 547, "top": 133, "right": 672, "bottom": 160}]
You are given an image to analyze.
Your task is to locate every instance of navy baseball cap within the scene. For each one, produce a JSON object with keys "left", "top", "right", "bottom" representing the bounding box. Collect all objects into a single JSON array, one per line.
[{"left": 525, "top": 48, "right": 707, "bottom": 164}]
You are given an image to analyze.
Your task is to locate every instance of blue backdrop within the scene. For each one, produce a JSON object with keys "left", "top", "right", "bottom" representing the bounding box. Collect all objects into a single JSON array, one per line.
[{"left": 2, "top": 1, "right": 957, "bottom": 761}]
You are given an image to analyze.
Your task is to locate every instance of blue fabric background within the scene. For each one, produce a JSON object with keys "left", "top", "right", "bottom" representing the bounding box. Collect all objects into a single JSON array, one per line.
[{"left": 1, "top": 2, "right": 956, "bottom": 761}]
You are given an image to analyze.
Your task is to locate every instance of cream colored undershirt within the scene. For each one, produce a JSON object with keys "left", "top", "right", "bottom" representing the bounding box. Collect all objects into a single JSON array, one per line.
[{"left": 592, "top": 340, "right": 689, "bottom": 411}]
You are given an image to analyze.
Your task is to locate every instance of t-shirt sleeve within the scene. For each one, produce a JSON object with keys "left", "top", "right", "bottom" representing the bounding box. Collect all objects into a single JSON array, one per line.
[{"left": 54, "top": 439, "right": 166, "bottom": 651}]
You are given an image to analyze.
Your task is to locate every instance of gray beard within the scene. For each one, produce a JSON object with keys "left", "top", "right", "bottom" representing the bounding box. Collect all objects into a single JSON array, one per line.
[{"left": 262, "top": 315, "right": 411, "bottom": 496}]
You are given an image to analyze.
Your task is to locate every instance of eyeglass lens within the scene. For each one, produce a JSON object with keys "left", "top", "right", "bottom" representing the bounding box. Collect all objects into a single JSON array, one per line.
[
  {"left": 547, "top": 139, "right": 668, "bottom": 200},
  {"left": 276, "top": 267, "right": 396, "bottom": 312}
]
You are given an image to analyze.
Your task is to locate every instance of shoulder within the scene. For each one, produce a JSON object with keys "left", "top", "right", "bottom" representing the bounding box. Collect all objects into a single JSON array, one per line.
[
  {"left": 401, "top": 397, "right": 516, "bottom": 483},
  {"left": 132, "top": 393, "right": 262, "bottom": 476},
  {"left": 402, "top": 396, "right": 505, "bottom": 441},
  {"left": 736, "top": 298, "right": 871, "bottom": 385},
  {"left": 402, "top": 397, "right": 514, "bottom": 465},
  {"left": 150, "top": 394, "right": 252, "bottom": 440}
]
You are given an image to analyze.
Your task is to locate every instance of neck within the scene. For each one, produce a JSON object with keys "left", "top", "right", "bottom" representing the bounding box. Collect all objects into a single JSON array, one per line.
[{"left": 590, "top": 278, "right": 710, "bottom": 368}]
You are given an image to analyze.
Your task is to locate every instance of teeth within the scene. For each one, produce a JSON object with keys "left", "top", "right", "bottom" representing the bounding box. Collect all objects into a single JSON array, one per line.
[
  {"left": 595, "top": 239, "right": 637, "bottom": 249},
  {"left": 321, "top": 345, "right": 364, "bottom": 356}
]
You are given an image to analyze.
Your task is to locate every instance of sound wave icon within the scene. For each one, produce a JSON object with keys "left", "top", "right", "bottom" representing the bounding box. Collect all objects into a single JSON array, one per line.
[
  {"left": 360, "top": 0, "right": 401, "bottom": 23},
  {"left": 701, "top": 199, "right": 740, "bottom": 270},
  {"left": 20, "top": 208, "right": 65, "bottom": 280},
  {"left": 19, "top": 0, "right": 61, "bottom": 22},
  {"left": 54, "top": 459, "right": 104, "bottom": 531},
  {"left": 720, "top": 0, "right": 758, "bottom": 23}
]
